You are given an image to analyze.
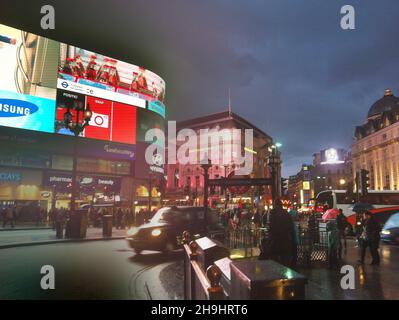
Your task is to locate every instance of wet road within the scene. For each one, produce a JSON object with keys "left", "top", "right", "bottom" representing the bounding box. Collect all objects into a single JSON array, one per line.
[
  {"left": 1, "top": 238, "right": 398, "bottom": 300},
  {"left": 0, "top": 240, "right": 183, "bottom": 299},
  {"left": 299, "top": 240, "right": 399, "bottom": 300}
]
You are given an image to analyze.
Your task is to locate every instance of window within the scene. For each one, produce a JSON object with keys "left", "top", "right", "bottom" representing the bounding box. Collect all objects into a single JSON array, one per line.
[
  {"left": 77, "top": 158, "right": 130, "bottom": 175},
  {"left": 52, "top": 155, "right": 73, "bottom": 170}
]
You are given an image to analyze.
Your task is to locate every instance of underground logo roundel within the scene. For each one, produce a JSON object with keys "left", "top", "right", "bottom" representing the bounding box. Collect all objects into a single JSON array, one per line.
[{"left": 0, "top": 99, "right": 39, "bottom": 117}]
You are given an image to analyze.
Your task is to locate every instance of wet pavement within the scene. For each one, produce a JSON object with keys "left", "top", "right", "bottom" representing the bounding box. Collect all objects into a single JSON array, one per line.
[
  {"left": 298, "top": 239, "right": 399, "bottom": 299},
  {"left": 0, "top": 234, "right": 397, "bottom": 300},
  {"left": 0, "top": 239, "right": 182, "bottom": 299},
  {"left": 0, "top": 227, "right": 127, "bottom": 247}
]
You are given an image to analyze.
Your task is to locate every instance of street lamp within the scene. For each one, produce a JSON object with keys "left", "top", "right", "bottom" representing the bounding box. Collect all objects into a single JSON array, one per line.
[
  {"left": 201, "top": 157, "right": 212, "bottom": 228},
  {"left": 267, "top": 144, "right": 280, "bottom": 203},
  {"left": 339, "top": 178, "right": 346, "bottom": 186},
  {"left": 62, "top": 102, "right": 92, "bottom": 214}
]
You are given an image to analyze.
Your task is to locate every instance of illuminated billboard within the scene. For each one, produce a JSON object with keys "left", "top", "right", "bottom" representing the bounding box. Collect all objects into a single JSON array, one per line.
[
  {"left": 55, "top": 89, "right": 137, "bottom": 144},
  {"left": 55, "top": 44, "right": 166, "bottom": 144},
  {"left": 0, "top": 22, "right": 166, "bottom": 144},
  {"left": 57, "top": 45, "right": 166, "bottom": 110},
  {"left": 0, "top": 23, "right": 58, "bottom": 133},
  {"left": 320, "top": 148, "right": 346, "bottom": 165}
]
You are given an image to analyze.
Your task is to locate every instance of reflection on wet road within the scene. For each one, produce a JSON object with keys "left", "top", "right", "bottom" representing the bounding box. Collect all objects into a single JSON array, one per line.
[
  {"left": 0, "top": 240, "right": 183, "bottom": 300},
  {"left": 299, "top": 240, "right": 399, "bottom": 299}
]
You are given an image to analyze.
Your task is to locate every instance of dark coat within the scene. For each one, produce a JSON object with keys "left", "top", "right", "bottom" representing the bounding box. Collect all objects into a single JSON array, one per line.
[
  {"left": 268, "top": 207, "right": 296, "bottom": 255},
  {"left": 363, "top": 216, "right": 381, "bottom": 243}
]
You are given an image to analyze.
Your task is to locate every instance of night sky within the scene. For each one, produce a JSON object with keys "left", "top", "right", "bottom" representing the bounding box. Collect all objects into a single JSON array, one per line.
[{"left": 1, "top": 0, "right": 399, "bottom": 176}]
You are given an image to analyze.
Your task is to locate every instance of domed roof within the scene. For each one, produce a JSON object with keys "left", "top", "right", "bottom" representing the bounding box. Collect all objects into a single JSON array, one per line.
[{"left": 368, "top": 89, "right": 399, "bottom": 118}]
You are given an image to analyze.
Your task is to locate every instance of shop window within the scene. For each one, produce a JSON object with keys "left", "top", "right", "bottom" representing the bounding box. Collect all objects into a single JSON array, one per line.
[
  {"left": 77, "top": 158, "right": 130, "bottom": 175},
  {"left": 0, "top": 152, "right": 50, "bottom": 169},
  {"left": 136, "top": 185, "right": 149, "bottom": 197},
  {"left": 52, "top": 155, "right": 73, "bottom": 171}
]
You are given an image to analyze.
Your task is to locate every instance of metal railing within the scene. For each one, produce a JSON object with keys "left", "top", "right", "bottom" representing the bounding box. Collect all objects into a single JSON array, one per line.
[
  {"left": 222, "top": 226, "right": 267, "bottom": 258},
  {"left": 212, "top": 222, "right": 330, "bottom": 265},
  {"left": 183, "top": 233, "right": 225, "bottom": 300},
  {"left": 183, "top": 231, "right": 308, "bottom": 300}
]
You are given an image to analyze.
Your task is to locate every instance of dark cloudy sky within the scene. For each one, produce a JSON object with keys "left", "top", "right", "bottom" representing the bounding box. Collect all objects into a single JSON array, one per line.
[{"left": 1, "top": 0, "right": 399, "bottom": 176}]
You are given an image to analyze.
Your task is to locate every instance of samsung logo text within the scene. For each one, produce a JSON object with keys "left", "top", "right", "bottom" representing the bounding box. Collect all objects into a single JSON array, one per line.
[{"left": 0, "top": 99, "right": 38, "bottom": 117}]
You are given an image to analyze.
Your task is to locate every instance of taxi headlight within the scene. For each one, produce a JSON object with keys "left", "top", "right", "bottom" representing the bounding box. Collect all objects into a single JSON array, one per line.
[
  {"left": 381, "top": 230, "right": 391, "bottom": 235},
  {"left": 127, "top": 227, "right": 139, "bottom": 236},
  {"left": 151, "top": 228, "right": 162, "bottom": 237}
]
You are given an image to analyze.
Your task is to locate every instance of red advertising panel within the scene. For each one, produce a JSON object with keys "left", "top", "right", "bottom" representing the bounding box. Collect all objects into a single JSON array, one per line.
[
  {"left": 112, "top": 102, "right": 136, "bottom": 144},
  {"left": 85, "top": 96, "right": 112, "bottom": 142}
]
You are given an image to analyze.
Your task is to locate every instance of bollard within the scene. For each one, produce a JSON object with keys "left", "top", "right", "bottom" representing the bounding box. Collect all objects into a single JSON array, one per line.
[
  {"left": 189, "top": 241, "right": 199, "bottom": 260},
  {"left": 183, "top": 230, "right": 192, "bottom": 244},
  {"left": 206, "top": 264, "right": 224, "bottom": 299}
]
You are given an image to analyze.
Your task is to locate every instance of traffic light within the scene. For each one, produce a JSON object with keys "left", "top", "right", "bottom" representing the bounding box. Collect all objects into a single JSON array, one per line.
[
  {"left": 360, "top": 169, "right": 370, "bottom": 196},
  {"left": 281, "top": 178, "right": 288, "bottom": 196}
]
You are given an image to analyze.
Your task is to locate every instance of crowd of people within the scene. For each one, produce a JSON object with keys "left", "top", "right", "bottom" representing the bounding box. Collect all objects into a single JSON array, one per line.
[
  {"left": 1, "top": 204, "right": 49, "bottom": 228},
  {"left": 219, "top": 200, "right": 382, "bottom": 269},
  {"left": 1, "top": 204, "right": 160, "bottom": 230}
]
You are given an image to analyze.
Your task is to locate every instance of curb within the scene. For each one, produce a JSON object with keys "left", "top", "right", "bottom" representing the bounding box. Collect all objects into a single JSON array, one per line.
[
  {"left": 0, "top": 227, "right": 52, "bottom": 232},
  {"left": 0, "top": 236, "right": 126, "bottom": 250}
]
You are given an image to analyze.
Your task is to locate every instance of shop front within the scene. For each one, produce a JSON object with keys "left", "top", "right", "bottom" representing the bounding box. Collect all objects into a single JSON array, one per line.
[
  {"left": 0, "top": 168, "right": 51, "bottom": 221},
  {"left": 133, "top": 142, "right": 165, "bottom": 215}
]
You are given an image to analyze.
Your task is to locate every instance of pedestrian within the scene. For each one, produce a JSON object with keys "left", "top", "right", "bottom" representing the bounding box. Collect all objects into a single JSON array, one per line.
[
  {"left": 50, "top": 207, "right": 59, "bottom": 230},
  {"left": 2, "top": 205, "right": 14, "bottom": 228},
  {"left": 358, "top": 211, "right": 381, "bottom": 266},
  {"left": 253, "top": 207, "right": 262, "bottom": 228},
  {"left": 12, "top": 205, "right": 18, "bottom": 227},
  {"left": 137, "top": 209, "right": 145, "bottom": 226},
  {"left": 307, "top": 210, "right": 318, "bottom": 243},
  {"left": 261, "top": 209, "right": 269, "bottom": 227},
  {"left": 268, "top": 199, "right": 296, "bottom": 267},
  {"left": 336, "top": 209, "right": 349, "bottom": 259},
  {"left": 116, "top": 207, "right": 123, "bottom": 229},
  {"left": 326, "top": 219, "right": 339, "bottom": 268}
]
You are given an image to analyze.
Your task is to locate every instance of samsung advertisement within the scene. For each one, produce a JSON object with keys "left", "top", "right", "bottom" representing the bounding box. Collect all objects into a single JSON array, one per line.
[
  {"left": 0, "top": 23, "right": 166, "bottom": 143},
  {"left": 0, "top": 24, "right": 58, "bottom": 133}
]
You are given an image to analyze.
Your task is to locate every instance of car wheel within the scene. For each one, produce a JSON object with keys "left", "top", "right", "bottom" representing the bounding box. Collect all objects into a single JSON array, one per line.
[{"left": 134, "top": 248, "right": 142, "bottom": 254}]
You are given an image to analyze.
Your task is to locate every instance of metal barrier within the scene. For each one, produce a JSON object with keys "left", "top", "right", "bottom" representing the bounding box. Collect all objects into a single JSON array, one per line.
[
  {"left": 183, "top": 231, "right": 308, "bottom": 300},
  {"left": 297, "top": 230, "right": 329, "bottom": 266},
  {"left": 183, "top": 233, "right": 226, "bottom": 300},
  {"left": 213, "top": 224, "right": 330, "bottom": 266},
  {"left": 222, "top": 227, "right": 267, "bottom": 257}
]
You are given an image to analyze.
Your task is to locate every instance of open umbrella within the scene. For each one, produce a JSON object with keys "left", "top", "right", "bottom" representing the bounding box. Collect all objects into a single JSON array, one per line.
[
  {"left": 322, "top": 208, "right": 340, "bottom": 221},
  {"left": 349, "top": 203, "right": 374, "bottom": 213}
]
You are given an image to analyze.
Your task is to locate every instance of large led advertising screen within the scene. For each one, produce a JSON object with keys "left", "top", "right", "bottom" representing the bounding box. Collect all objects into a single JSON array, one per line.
[
  {"left": 0, "top": 23, "right": 58, "bottom": 133},
  {"left": 57, "top": 44, "right": 166, "bottom": 113},
  {"left": 55, "top": 90, "right": 137, "bottom": 144},
  {"left": 0, "top": 22, "right": 166, "bottom": 145}
]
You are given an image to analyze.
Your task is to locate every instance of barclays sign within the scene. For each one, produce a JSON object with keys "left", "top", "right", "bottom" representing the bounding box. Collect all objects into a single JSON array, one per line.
[
  {"left": 0, "top": 99, "right": 38, "bottom": 117},
  {"left": 0, "top": 172, "right": 22, "bottom": 182}
]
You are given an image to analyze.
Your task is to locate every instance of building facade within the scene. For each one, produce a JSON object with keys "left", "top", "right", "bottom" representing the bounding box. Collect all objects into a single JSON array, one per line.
[
  {"left": 287, "top": 164, "right": 314, "bottom": 208},
  {"left": 352, "top": 89, "right": 399, "bottom": 191},
  {"left": 312, "top": 148, "right": 352, "bottom": 195},
  {"left": 165, "top": 111, "right": 281, "bottom": 209},
  {"left": 0, "top": 22, "right": 166, "bottom": 218}
]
